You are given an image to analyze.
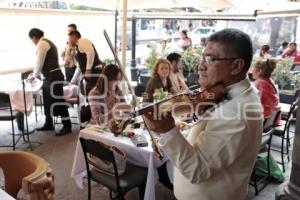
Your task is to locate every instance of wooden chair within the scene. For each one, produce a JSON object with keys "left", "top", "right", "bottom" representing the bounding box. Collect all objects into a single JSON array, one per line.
[
  {"left": 0, "top": 151, "right": 54, "bottom": 200},
  {"left": 80, "top": 138, "right": 148, "bottom": 200}
]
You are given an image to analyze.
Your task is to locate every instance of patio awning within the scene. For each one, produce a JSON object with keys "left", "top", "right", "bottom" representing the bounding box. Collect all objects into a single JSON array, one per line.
[{"left": 61, "top": 0, "right": 233, "bottom": 11}]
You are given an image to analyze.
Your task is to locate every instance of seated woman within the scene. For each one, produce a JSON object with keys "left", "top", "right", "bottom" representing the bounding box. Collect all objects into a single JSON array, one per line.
[
  {"left": 252, "top": 59, "right": 282, "bottom": 125},
  {"left": 88, "top": 64, "right": 124, "bottom": 125},
  {"left": 254, "top": 44, "right": 272, "bottom": 60},
  {"left": 144, "top": 58, "right": 175, "bottom": 102}
]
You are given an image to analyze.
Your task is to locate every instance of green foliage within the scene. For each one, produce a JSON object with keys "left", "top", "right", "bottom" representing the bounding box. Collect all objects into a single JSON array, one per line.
[
  {"left": 102, "top": 58, "right": 114, "bottom": 67},
  {"left": 272, "top": 58, "right": 295, "bottom": 89},
  {"left": 181, "top": 47, "right": 203, "bottom": 73},
  {"left": 69, "top": 4, "right": 104, "bottom": 11},
  {"left": 145, "top": 42, "right": 158, "bottom": 71},
  {"left": 290, "top": 72, "right": 300, "bottom": 90},
  {"left": 153, "top": 88, "right": 168, "bottom": 101},
  {"left": 69, "top": 4, "right": 90, "bottom": 10}
]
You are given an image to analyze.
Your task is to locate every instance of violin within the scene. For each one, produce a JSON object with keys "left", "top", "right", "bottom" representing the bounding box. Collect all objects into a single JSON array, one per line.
[
  {"left": 104, "top": 29, "right": 226, "bottom": 160},
  {"left": 109, "top": 83, "right": 226, "bottom": 135}
]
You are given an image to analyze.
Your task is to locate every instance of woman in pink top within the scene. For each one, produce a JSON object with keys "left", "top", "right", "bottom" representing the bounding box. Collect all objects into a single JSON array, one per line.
[
  {"left": 253, "top": 59, "right": 282, "bottom": 125},
  {"left": 88, "top": 64, "right": 124, "bottom": 125},
  {"left": 281, "top": 42, "right": 298, "bottom": 58},
  {"left": 178, "top": 30, "right": 192, "bottom": 51}
]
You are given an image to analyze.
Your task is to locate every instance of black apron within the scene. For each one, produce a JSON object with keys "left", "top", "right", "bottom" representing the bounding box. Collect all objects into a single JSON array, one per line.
[
  {"left": 76, "top": 43, "right": 102, "bottom": 94},
  {"left": 40, "top": 39, "right": 68, "bottom": 118}
]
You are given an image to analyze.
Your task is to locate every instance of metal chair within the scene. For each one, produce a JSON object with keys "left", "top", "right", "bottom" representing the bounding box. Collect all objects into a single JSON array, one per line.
[
  {"left": 250, "top": 110, "right": 281, "bottom": 195},
  {"left": 272, "top": 98, "right": 298, "bottom": 172},
  {"left": 0, "top": 93, "right": 25, "bottom": 150},
  {"left": 134, "top": 85, "right": 146, "bottom": 97},
  {"left": 186, "top": 73, "right": 199, "bottom": 88},
  {"left": 280, "top": 88, "right": 299, "bottom": 120},
  {"left": 139, "top": 75, "right": 150, "bottom": 87},
  {"left": 80, "top": 138, "right": 148, "bottom": 200}
]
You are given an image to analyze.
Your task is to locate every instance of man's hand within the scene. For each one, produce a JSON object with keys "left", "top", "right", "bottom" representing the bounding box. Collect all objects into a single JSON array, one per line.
[
  {"left": 142, "top": 112, "right": 175, "bottom": 133},
  {"left": 84, "top": 69, "right": 92, "bottom": 79}
]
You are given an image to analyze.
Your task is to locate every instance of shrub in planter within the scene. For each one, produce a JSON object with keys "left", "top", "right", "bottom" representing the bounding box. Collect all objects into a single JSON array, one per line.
[
  {"left": 272, "top": 57, "right": 294, "bottom": 89},
  {"left": 181, "top": 46, "right": 203, "bottom": 76}
]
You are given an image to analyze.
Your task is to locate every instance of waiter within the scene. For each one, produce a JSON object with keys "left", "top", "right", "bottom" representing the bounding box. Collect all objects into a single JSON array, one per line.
[
  {"left": 68, "top": 30, "right": 102, "bottom": 94},
  {"left": 27, "top": 28, "right": 72, "bottom": 136},
  {"left": 61, "top": 23, "right": 77, "bottom": 82}
]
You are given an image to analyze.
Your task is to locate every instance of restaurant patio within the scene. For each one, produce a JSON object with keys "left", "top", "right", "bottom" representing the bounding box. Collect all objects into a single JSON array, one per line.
[{"left": 0, "top": 0, "right": 299, "bottom": 200}]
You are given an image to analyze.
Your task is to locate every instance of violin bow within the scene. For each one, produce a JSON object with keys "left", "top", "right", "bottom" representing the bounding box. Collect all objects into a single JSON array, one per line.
[{"left": 103, "top": 30, "right": 164, "bottom": 160}]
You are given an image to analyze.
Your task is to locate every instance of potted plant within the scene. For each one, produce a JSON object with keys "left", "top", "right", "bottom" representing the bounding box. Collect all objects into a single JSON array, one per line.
[
  {"left": 272, "top": 57, "right": 299, "bottom": 103},
  {"left": 272, "top": 57, "right": 294, "bottom": 90},
  {"left": 145, "top": 42, "right": 158, "bottom": 72},
  {"left": 181, "top": 46, "right": 203, "bottom": 77}
]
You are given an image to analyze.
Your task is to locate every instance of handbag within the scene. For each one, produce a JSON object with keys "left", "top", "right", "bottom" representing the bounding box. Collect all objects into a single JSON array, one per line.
[
  {"left": 256, "top": 154, "right": 284, "bottom": 183},
  {"left": 80, "top": 104, "right": 91, "bottom": 123},
  {"left": 80, "top": 78, "right": 92, "bottom": 123},
  {"left": 89, "top": 141, "right": 126, "bottom": 176}
]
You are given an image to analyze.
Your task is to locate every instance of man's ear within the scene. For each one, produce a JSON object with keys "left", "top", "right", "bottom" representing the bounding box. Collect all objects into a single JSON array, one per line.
[{"left": 231, "top": 59, "right": 245, "bottom": 75}]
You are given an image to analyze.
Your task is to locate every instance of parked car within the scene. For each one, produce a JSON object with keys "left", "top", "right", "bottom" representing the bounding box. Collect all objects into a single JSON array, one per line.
[{"left": 189, "top": 26, "right": 216, "bottom": 45}]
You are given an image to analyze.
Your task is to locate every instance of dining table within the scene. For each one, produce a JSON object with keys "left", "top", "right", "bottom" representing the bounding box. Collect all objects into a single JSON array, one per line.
[
  {"left": 0, "top": 188, "right": 15, "bottom": 200},
  {"left": 71, "top": 125, "right": 168, "bottom": 200},
  {"left": 0, "top": 66, "right": 43, "bottom": 148}
]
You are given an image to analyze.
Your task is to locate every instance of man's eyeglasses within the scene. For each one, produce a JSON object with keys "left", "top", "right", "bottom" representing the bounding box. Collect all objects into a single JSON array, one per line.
[{"left": 199, "top": 55, "right": 239, "bottom": 65}]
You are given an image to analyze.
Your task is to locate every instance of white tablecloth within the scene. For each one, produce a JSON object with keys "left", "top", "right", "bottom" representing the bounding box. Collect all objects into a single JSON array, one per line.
[
  {"left": 0, "top": 78, "right": 42, "bottom": 114},
  {"left": 71, "top": 125, "right": 167, "bottom": 200},
  {"left": 280, "top": 102, "right": 291, "bottom": 115},
  {"left": 0, "top": 189, "right": 15, "bottom": 200}
]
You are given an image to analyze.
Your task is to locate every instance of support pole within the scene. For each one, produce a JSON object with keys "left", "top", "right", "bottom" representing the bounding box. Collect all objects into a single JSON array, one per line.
[
  {"left": 114, "top": 9, "right": 118, "bottom": 57},
  {"left": 130, "top": 16, "right": 138, "bottom": 81},
  {"left": 121, "top": 0, "right": 127, "bottom": 70}
]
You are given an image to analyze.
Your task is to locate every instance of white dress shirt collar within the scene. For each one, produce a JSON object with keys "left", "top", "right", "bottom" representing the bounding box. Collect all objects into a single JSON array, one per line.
[{"left": 225, "top": 78, "right": 251, "bottom": 100}]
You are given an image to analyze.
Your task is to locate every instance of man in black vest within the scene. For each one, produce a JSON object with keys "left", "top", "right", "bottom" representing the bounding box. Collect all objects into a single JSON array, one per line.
[
  {"left": 68, "top": 30, "right": 102, "bottom": 94},
  {"left": 27, "top": 28, "right": 72, "bottom": 136}
]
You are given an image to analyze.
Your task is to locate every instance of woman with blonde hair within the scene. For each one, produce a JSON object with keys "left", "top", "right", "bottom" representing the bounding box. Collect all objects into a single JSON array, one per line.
[
  {"left": 144, "top": 58, "right": 175, "bottom": 102},
  {"left": 253, "top": 59, "right": 282, "bottom": 124}
]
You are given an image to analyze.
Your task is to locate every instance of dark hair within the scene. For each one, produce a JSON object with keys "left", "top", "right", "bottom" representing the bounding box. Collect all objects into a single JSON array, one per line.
[
  {"left": 282, "top": 41, "right": 288, "bottom": 47},
  {"left": 167, "top": 52, "right": 181, "bottom": 63},
  {"left": 254, "top": 59, "right": 276, "bottom": 78},
  {"left": 289, "top": 42, "right": 297, "bottom": 47},
  {"left": 200, "top": 37, "right": 207, "bottom": 45},
  {"left": 260, "top": 44, "right": 270, "bottom": 57},
  {"left": 208, "top": 28, "right": 253, "bottom": 71},
  {"left": 68, "top": 30, "right": 81, "bottom": 38},
  {"left": 95, "top": 64, "right": 121, "bottom": 94},
  {"left": 181, "top": 30, "right": 188, "bottom": 36},
  {"left": 28, "top": 28, "right": 44, "bottom": 39},
  {"left": 68, "top": 23, "right": 77, "bottom": 30}
]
